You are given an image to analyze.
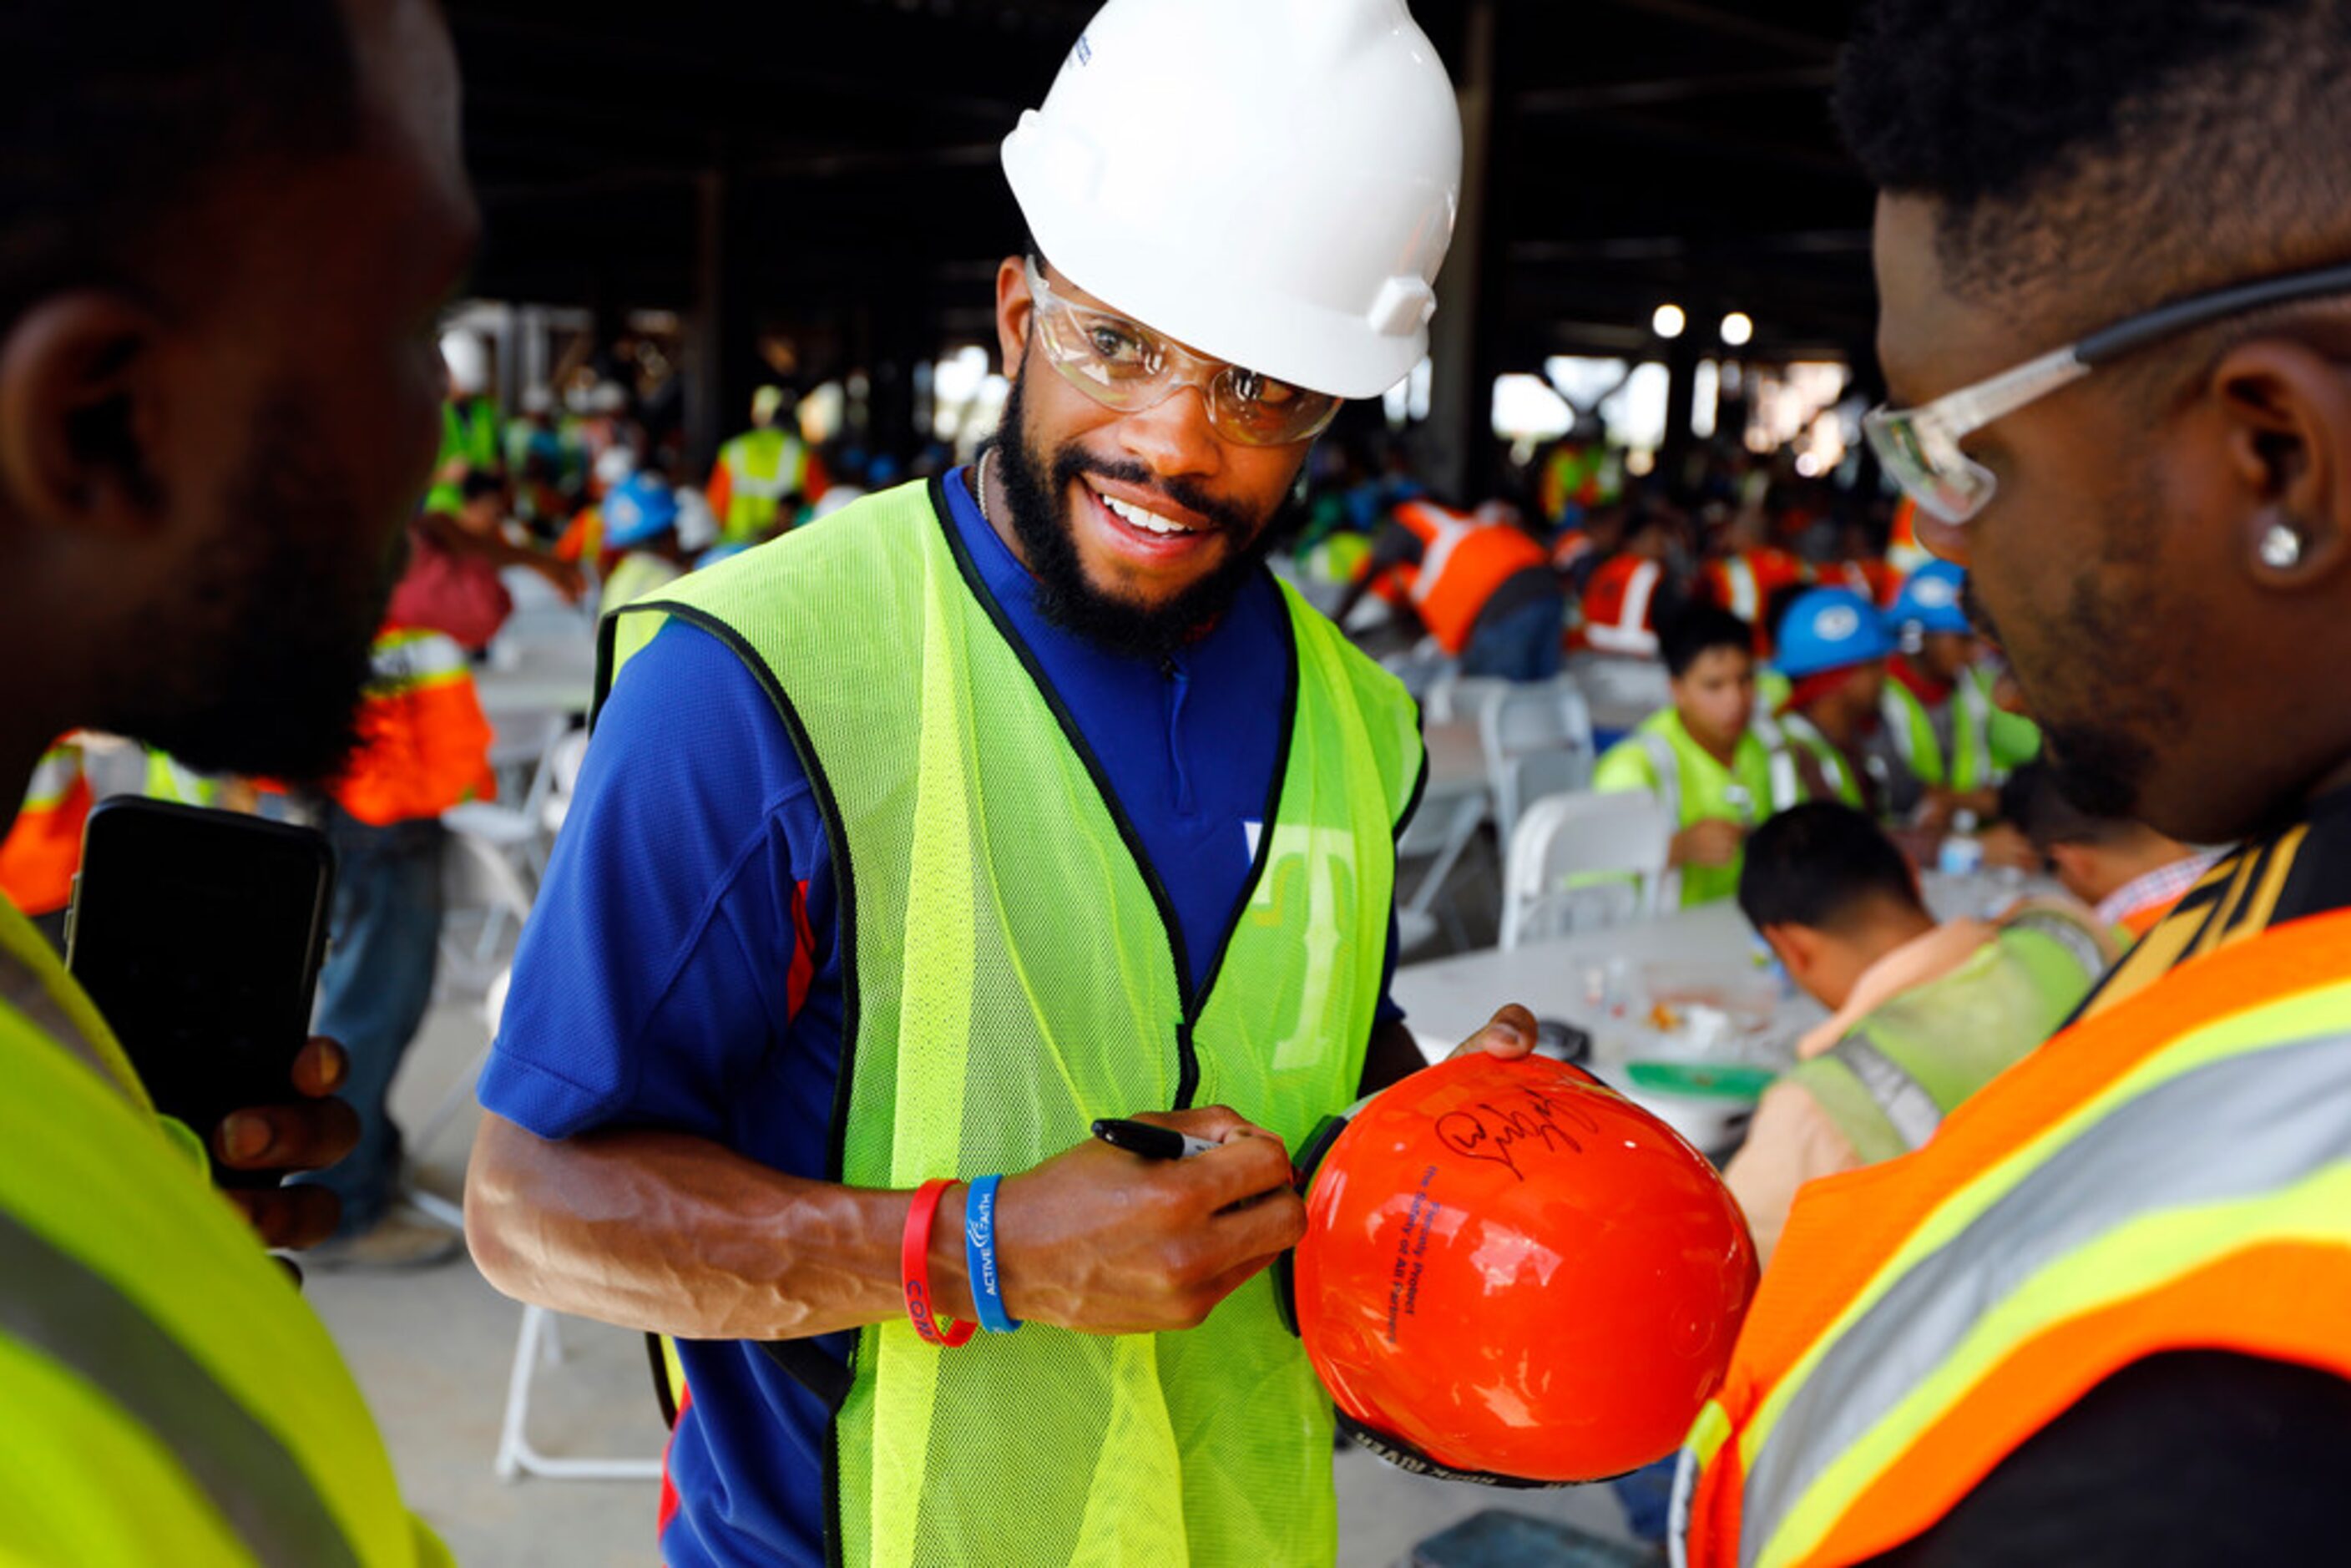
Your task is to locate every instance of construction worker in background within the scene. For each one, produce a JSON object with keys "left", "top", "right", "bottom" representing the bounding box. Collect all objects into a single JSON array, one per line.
[
  {"left": 1701, "top": 502, "right": 1810, "bottom": 654},
  {"left": 1882, "top": 559, "right": 2003, "bottom": 827},
  {"left": 426, "top": 327, "right": 502, "bottom": 518},
  {"left": 1580, "top": 506, "right": 1679, "bottom": 657},
  {"left": 1592, "top": 605, "right": 1800, "bottom": 908},
  {"left": 466, "top": 5, "right": 1529, "bottom": 1563},
  {"left": 2000, "top": 761, "right": 2220, "bottom": 946},
  {"left": 1332, "top": 496, "right": 1565, "bottom": 680},
  {"left": 1884, "top": 493, "right": 1934, "bottom": 577},
  {"left": 1676, "top": 2, "right": 2351, "bottom": 1560},
  {"left": 0, "top": 0, "right": 473, "bottom": 1557},
  {"left": 1539, "top": 417, "right": 1621, "bottom": 529},
  {"left": 1724, "top": 804, "right": 2112, "bottom": 1262},
  {"left": 705, "top": 383, "right": 823, "bottom": 546},
  {"left": 1823, "top": 515, "right": 1901, "bottom": 606},
  {"left": 302, "top": 608, "right": 497, "bottom": 1269},
  {"left": 0, "top": 738, "right": 91, "bottom": 948},
  {"left": 1767, "top": 586, "right": 1903, "bottom": 816},
  {"left": 597, "top": 470, "right": 694, "bottom": 613}
]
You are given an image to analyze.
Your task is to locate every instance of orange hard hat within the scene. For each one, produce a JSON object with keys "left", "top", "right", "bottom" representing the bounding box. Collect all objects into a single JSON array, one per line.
[{"left": 1287, "top": 1054, "right": 1757, "bottom": 1485}]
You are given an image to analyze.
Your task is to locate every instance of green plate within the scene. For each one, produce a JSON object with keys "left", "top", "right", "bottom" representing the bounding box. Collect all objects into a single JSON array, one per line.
[{"left": 1625, "top": 1060, "right": 1777, "bottom": 1101}]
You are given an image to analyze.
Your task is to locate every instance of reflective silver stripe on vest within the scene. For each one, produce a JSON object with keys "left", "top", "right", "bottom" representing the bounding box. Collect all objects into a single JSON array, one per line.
[
  {"left": 1640, "top": 730, "right": 1683, "bottom": 827},
  {"left": 1741, "top": 1030, "right": 2351, "bottom": 1565},
  {"left": 0, "top": 941, "right": 125, "bottom": 1104},
  {"left": 0, "top": 1208, "right": 363, "bottom": 1568},
  {"left": 1826, "top": 1034, "right": 1944, "bottom": 1151},
  {"left": 2005, "top": 908, "right": 2110, "bottom": 982}
]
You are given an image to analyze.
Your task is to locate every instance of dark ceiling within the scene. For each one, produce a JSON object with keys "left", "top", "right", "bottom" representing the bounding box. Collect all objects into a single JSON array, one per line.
[{"left": 451, "top": 0, "right": 1873, "bottom": 393}]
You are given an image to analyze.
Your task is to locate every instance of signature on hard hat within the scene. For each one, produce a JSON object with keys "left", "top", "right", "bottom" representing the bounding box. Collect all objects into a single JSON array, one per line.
[{"left": 1434, "top": 1087, "right": 1603, "bottom": 1180}]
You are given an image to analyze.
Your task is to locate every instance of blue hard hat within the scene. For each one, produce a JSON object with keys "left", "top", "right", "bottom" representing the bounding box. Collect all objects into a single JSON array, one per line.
[
  {"left": 1887, "top": 560, "right": 1971, "bottom": 635},
  {"left": 1775, "top": 587, "right": 1896, "bottom": 679},
  {"left": 603, "top": 473, "right": 679, "bottom": 548}
]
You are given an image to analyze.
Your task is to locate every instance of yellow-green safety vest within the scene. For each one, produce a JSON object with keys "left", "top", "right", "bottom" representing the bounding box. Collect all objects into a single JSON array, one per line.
[
  {"left": 599, "top": 478, "right": 1420, "bottom": 1567},
  {"left": 717, "top": 427, "right": 809, "bottom": 544},
  {"left": 1591, "top": 710, "right": 1799, "bottom": 908},
  {"left": 1879, "top": 674, "right": 1997, "bottom": 794},
  {"left": 1791, "top": 908, "right": 2108, "bottom": 1164},
  {"left": 423, "top": 397, "right": 502, "bottom": 517},
  {"left": 0, "top": 897, "right": 447, "bottom": 1567}
]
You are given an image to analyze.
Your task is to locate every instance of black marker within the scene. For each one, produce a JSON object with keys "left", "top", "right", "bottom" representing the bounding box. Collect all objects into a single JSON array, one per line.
[{"left": 1091, "top": 1117, "right": 1220, "bottom": 1161}]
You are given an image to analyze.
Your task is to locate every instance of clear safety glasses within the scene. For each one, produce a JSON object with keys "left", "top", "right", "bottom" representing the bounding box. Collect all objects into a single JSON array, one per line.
[
  {"left": 1863, "top": 258, "right": 2351, "bottom": 524},
  {"left": 1025, "top": 260, "right": 1342, "bottom": 448}
]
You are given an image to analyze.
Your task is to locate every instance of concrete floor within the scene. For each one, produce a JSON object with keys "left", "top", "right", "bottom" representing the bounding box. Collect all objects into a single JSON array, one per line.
[{"left": 306, "top": 961, "right": 1641, "bottom": 1567}]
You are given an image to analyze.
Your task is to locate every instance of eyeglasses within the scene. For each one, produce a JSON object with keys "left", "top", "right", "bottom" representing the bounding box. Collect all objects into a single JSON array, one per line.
[
  {"left": 1024, "top": 260, "right": 1342, "bottom": 448},
  {"left": 1863, "top": 258, "right": 2351, "bottom": 524}
]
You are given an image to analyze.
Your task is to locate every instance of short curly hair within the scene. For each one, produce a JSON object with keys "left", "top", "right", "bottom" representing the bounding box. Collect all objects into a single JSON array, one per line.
[{"left": 1834, "top": 0, "right": 2351, "bottom": 330}]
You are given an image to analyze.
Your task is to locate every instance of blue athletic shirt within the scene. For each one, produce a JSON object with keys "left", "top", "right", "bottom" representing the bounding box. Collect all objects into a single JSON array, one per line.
[{"left": 478, "top": 470, "right": 1406, "bottom": 1568}]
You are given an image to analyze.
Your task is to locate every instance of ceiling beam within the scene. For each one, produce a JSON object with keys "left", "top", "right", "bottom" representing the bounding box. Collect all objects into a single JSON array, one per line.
[{"left": 1516, "top": 63, "right": 1837, "bottom": 114}]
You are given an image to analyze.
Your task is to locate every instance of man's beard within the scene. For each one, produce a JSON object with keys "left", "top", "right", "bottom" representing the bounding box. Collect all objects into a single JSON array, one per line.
[
  {"left": 991, "top": 368, "right": 1279, "bottom": 661},
  {"left": 1963, "top": 493, "right": 2178, "bottom": 822},
  {"left": 92, "top": 391, "right": 402, "bottom": 784}
]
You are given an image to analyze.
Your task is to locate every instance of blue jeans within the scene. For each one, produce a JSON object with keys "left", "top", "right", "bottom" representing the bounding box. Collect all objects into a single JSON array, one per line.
[
  {"left": 1610, "top": 1454, "right": 1678, "bottom": 1545},
  {"left": 1460, "top": 591, "right": 1566, "bottom": 682},
  {"left": 301, "top": 807, "right": 444, "bottom": 1235}
]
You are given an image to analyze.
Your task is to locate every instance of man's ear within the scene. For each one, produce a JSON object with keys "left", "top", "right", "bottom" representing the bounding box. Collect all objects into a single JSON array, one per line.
[
  {"left": 0, "top": 291, "right": 168, "bottom": 541},
  {"left": 2046, "top": 842, "right": 2101, "bottom": 905},
  {"left": 2208, "top": 336, "right": 2351, "bottom": 589},
  {"left": 1761, "top": 923, "right": 1820, "bottom": 984},
  {"left": 994, "top": 256, "right": 1034, "bottom": 382}
]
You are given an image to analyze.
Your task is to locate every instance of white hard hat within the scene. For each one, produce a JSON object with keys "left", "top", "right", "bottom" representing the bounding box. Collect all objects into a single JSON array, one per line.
[
  {"left": 1002, "top": 0, "right": 1461, "bottom": 400},
  {"left": 593, "top": 446, "right": 637, "bottom": 489},
  {"left": 673, "top": 487, "right": 720, "bottom": 553},
  {"left": 441, "top": 329, "right": 490, "bottom": 396}
]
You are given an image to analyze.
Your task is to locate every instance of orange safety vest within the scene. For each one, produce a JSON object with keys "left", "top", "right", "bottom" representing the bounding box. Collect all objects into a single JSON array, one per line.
[
  {"left": 1822, "top": 559, "right": 1898, "bottom": 610},
  {"left": 327, "top": 628, "right": 497, "bottom": 827},
  {"left": 1704, "top": 549, "right": 1809, "bottom": 650},
  {"left": 0, "top": 741, "right": 91, "bottom": 917},
  {"left": 1672, "top": 905, "right": 2351, "bottom": 1568},
  {"left": 1364, "top": 499, "right": 1550, "bottom": 655},
  {"left": 1580, "top": 553, "right": 1666, "bottom": 657}
]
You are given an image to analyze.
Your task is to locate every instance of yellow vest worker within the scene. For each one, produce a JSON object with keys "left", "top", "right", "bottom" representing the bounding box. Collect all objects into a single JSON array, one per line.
[{"left": 0, "top": 896, "right": 448, "bottom": 1566}]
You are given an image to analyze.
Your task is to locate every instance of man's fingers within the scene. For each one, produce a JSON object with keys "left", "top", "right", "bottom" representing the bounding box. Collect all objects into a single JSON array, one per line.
[
  {"left": 1451, "top": 1003, "right": 1537, "bottom": 1061},
  {"left": 223, "top": 1184, "right": 342, "bottom": 1252},
  {"left": 214, "top": 1099, "right": 362, "bottom": 1174},
  {"left": 1176, "top": 1129, "right": 1298, "bottom": 1211},
  {"left": 1206, "top": 1183, "right": 1307, "bottom": 1257},
  {"left": 291, "top": 1037, "right": 349, "bottom": 1098}
]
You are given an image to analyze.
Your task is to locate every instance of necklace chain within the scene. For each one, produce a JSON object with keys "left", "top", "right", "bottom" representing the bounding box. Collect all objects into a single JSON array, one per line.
[{"left": 975, "top": 448, "right": 995, "bottom": 531}]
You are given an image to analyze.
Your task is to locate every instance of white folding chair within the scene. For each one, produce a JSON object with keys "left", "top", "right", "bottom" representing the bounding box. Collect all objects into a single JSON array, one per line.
[
  {"left": 476, "top": 969, "right": 665, "bottom": 1485},
  {"left": 1379, "top": 644, "right": 1458, "bottom": 713},
  {"left": 1480, "top": 675, "right": 1596, "bottom": 848},
  {"left": 1500, "top": 791, "right": 1674, "bottom": 948},
  {"left": 437, "top": 824, "right": 537, "bottom": 993},
  {"left": 538, "top": 727, "right": 593, "bottom": 835}
]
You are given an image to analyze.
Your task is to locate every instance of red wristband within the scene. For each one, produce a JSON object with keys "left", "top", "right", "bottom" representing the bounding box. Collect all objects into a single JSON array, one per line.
[{"left": 902, "top": 1178, "right": 976, "bottom": 1348}]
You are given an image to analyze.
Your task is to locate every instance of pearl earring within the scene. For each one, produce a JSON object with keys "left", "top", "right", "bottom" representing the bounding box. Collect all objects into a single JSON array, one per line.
[{"left": 2260, "top": 522, "right": 2304, "bottom": 569}]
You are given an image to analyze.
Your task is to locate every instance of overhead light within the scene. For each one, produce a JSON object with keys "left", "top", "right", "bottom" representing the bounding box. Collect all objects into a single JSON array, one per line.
[
  {"left": 1720, "top": 311, "right": 1755, "bottom": 347},
  {"left": 1651, "top": 303, "right": 1686, "bottom": 340}
]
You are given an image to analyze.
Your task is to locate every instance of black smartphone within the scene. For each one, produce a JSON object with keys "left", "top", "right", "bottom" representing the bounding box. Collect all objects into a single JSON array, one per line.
[{"left": 67, "top": 797, "right": 336, "bottom": 1187}]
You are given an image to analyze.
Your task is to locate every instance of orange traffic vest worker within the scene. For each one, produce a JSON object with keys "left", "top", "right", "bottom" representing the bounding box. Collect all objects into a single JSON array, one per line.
[
  {"left": 1671, "top": 807, "right": 2351, "bottom": 1567},
  {"left": 0, "top": 740, "right": 90, "bottom": 918},
  {"left": 1704, "top": 549, "right": 1808, "bottom": 652},
  {"left": 327, "top": 627, "right": 498, "bottom": 826},
  {"left": 1347, "top": 498, "right": 1557, "bottom": 660}
]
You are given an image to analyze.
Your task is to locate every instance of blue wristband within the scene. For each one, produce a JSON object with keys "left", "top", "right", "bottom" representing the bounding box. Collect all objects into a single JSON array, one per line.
[{"left": 963, "top": 1174, "right": 1021, "bottom": 1333}]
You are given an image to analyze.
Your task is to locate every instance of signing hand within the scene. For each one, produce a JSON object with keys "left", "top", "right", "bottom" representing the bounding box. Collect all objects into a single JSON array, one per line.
[
  {"left": 210, "top": 1036, "right": 361, "bottom": 1251},
  {"left": 994, "top": 1105, "right": 1304, "bottom": 1335}
]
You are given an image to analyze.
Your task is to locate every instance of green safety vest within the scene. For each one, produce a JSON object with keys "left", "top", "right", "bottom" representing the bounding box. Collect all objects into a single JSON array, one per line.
[
  {"left": 717, "top": 427, "right": 808, "bottom": 543},
  {"left": 1591, "top": 710, "right": 1797, "bottom": 908},
  {"left": 1972, "top": 663, "right": 2045, "bottom": 771},
  {"left": 144, "top": 748, "right": 222, "bottom": 809},
  {"left": 1880, "top": 671, "right": 1998, "bottom": 793},
  {"left": 424, "top": 397, "right": 502, "bottom": 517},
  {"left": 1791, "top": 908, "right": 2108, "bottom": 1164},
  {"left": 599, "top": 479, "right": 1420, "bottom": 1567},
  {"left": 1767, "top": 711, "right": 1867, "bottom": 811},
  {"left": 0, "top": 898, "right": 447, "bottom": 1567}
]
